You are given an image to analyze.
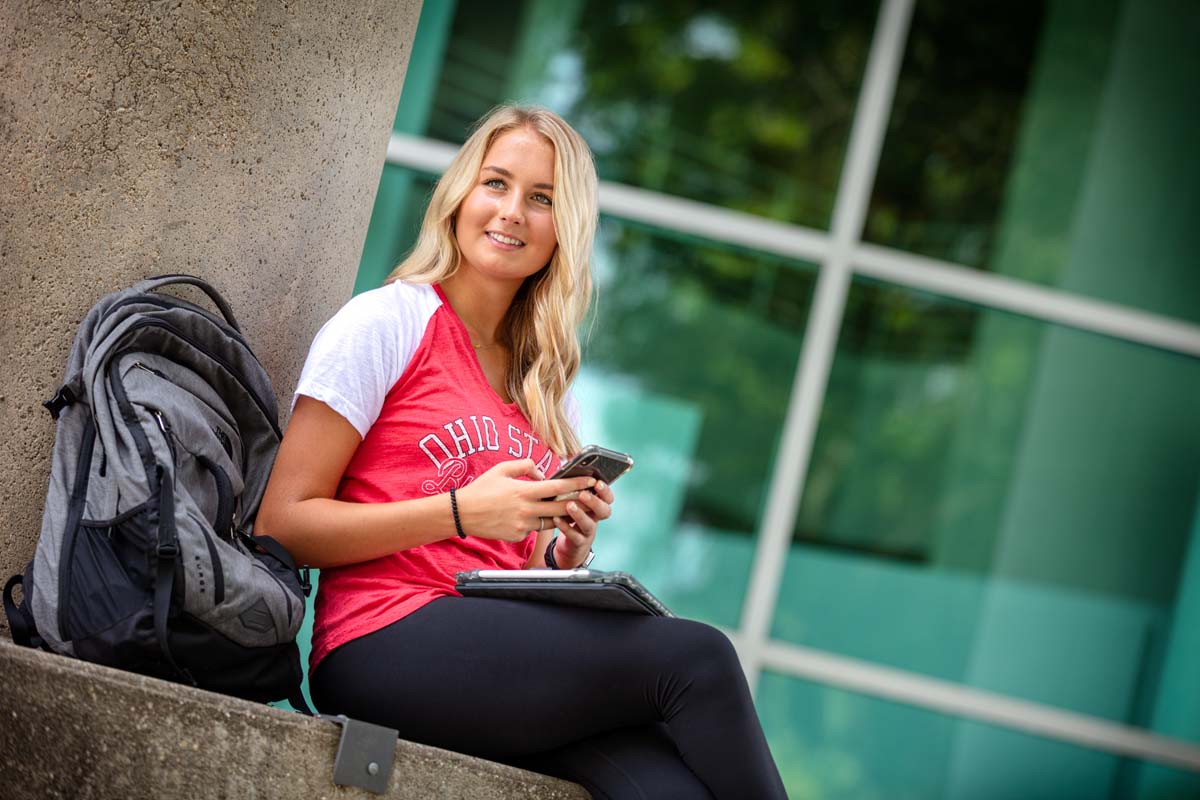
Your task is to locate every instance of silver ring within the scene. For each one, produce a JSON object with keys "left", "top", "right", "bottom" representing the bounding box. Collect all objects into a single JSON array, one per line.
[{"left": 538, "top": 516, "right": 548, "bottom": 531}]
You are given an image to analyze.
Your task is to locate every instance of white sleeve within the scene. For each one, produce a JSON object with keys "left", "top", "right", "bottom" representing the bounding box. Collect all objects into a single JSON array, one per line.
[
  {"left": 293, "top": 283, "right": 438, "bottom": 438},
  {"left": 564, "top": 390, "right": 581, "bottom": 433}
]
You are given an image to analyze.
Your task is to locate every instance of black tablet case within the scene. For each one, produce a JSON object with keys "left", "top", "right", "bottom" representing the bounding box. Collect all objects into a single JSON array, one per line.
[{"left": 454, "top": 570, "right": 674, "bottom": 617}]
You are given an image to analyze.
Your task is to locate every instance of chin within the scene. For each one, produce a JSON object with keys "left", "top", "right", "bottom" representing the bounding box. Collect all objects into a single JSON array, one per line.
[{"left": 470, "top": 256, "right": 547, "bottom": 284}]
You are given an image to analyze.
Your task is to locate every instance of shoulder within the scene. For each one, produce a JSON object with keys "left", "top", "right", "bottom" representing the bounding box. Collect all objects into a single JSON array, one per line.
[
  {"left": 334, "top": 280, "right": 441, "bottom": 330},
  {"left": 564, "top": 389, "right": 581, "bottom": 432},
  {"left": 294, "top": 281, "right": 444, "bottom": 438},
  {"left": 312, "top": 281, "right": 443, "bottom": 359}
]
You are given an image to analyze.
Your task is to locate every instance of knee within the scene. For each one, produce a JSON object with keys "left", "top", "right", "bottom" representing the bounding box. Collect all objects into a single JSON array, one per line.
[{"left": 664, "top": 619, "right": 743, "bottom": 687}]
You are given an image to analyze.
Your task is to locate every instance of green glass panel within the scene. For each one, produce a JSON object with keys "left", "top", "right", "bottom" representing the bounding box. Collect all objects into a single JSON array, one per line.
[
  {"left": 575, "top": 217, "right": 816, "bottom": 626},
  {"left": 775, "top": 277, "right": 1200, "bottom": 735},
  {"left": 272, "top": 569, "right": 318, "bottom": 714},
  {"left": 355, "top": 167, "right": 440, "bottom": 294},
  {"left": 866, "top": 0, "right": 1200, "bottom": 323},
  {"left": 423, "top": 0, "right": 880, "bottom": 229},
  {"left": 355, "top": 169, "right": 439, "bottom": 295},
  {"left": 757, "top": 671, "right": 1200, "bottom": 800}
]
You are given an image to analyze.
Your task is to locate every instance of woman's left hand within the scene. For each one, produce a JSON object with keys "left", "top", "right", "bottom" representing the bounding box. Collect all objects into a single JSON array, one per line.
[{"left": 552, "top": 480, "right": 614, "bottom": 568}]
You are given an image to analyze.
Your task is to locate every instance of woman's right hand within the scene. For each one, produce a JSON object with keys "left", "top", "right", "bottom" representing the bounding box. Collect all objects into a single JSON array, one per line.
[{"left": 454, "top": 459, "right": 596, "bottom": 542}]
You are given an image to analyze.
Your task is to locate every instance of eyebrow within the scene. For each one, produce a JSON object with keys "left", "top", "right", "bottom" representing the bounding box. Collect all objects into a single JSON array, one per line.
[{"left": 482, "top": 165, "right": 553, "bottom": 191}]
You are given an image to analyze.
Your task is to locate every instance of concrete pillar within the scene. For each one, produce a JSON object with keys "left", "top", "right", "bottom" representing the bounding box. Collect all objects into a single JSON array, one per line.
[{"left": 0, "top": 0, "right": 422, "bottom": 584}]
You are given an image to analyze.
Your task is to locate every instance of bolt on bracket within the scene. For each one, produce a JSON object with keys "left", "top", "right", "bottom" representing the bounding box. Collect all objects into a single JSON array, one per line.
[{"left": 322, "top": 714, "right": 399, "bottom": 794}]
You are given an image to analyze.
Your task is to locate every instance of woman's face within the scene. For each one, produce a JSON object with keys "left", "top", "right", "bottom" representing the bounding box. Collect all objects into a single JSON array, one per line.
[{"left": 454, "top": 127, "right": 559, "bottom": 287}]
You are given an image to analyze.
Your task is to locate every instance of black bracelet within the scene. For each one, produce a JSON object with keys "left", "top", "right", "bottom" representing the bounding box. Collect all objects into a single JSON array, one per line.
[
  {"left": 449, "top": 487, "right": 466, "bottom": 539},
  {"left": 544, "top": 536, "right": 560, "bottom": 569},
  {"left": 545, "top": 535, "right": 595, "bottom": 570}
]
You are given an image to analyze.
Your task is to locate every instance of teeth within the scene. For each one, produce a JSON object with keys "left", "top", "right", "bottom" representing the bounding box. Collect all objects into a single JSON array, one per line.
[{"left": 489, "top": 232, "right": 523, "bottom": 246}]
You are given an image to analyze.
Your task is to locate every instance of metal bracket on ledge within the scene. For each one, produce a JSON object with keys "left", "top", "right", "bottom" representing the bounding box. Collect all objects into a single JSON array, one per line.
[{"left": 322, "top": 714, "right": 399, "bottom": 794}]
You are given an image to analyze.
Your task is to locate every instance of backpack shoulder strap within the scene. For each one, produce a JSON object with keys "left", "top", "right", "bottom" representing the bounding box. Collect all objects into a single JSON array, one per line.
[{"left": 152, "top": 471, "right": 195, "bottom": 687}]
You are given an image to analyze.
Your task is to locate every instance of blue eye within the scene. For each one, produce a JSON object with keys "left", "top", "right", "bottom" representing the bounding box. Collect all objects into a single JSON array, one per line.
[
  {"left": 533, "top": 193, "right": 552, "bottom": 206},
  {"left": 484, "top": 178, "right": 505, "bottom": 189}
]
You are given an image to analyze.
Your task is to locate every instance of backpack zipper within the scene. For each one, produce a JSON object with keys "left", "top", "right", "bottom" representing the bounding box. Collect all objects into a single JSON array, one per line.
[
  {"left": 57, "top": 418, "right": 98, "bottom": 641},
  {"left": 132, "top": 360, "right": 169, "bottom": 380},
  {"left": 152, "top": 410, "right": 176, "bottom": 461}
]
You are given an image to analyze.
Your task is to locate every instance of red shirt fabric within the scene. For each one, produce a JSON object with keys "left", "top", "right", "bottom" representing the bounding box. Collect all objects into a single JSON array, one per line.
[{"left": 300, "top": 282, "right": 564, "bottom": 669}]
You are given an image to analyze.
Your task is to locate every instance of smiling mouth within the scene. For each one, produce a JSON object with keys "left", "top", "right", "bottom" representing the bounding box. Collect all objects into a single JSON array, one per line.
[{"left": 487, "top": 231, "right": 525, "bottom": 247}]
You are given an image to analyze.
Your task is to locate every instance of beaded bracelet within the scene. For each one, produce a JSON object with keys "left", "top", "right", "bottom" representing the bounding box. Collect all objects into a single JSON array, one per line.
[{"left": 449, "top": 487, "right": 466, "bottom": 539}]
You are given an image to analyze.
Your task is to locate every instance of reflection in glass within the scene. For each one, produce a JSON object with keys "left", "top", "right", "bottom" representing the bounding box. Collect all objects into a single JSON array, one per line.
[
  {"left": 578, "top": 218, "right": 816, "bottom": 625},
  {"left": 866, "top": 0, "right": 1200, "bottom": 322},
  {"left": 427, "top": 0, "right": 879, "bottom": 229},
  {"left": 757, "top": 671, "right": 1200, "bottom": 800},
  {"left": 356, "top": 167, "right": 439, "bottom": 294},
  {"left": 778, "top": 278, "right": 1200, "bottom": 737}
]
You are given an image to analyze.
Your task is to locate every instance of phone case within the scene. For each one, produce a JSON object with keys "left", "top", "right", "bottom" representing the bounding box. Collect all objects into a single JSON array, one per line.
[{"left": 552, "top": 445, "right": 633, "bottom": 485}]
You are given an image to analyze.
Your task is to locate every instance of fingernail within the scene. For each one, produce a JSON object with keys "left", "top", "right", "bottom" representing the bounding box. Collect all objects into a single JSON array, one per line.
[
  {"left": 568, "top": 502, "right": 577, "bottom": 512},
  {"left": 597, "top": 481, "right": 607, "bottom": 491},
  {"left": 588, "top": 478, "right": 597, "bottom": 486}
]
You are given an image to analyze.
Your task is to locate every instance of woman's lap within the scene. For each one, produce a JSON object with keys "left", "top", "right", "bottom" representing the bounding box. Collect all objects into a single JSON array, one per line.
[
  {"left": 311, "top": 596, "right": 784, "bottom": 799},
  {"left": 311, "top": 596, "right": 723, "bottom": 754}
]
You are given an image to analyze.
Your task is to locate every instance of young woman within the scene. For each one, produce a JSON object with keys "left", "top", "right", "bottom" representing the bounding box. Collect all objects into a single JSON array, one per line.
[{"left": 258, "top": 105, "right": 786, "bottom": 799}]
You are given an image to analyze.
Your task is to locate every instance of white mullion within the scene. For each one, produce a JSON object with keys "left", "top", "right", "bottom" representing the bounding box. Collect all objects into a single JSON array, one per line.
[
  {"left": 384, "top": 134, "right": 1200, "bottom": 360},
  {"left": 736, "top": 0, "right": 916, "bottom": 694},
  {"left": 854, "top": 243, "right": 1200, "bottom": 357},
  {"left": 730, "top": 573, "right": 1200, "bottom": 775},
  {"left": 761, "top": 640, "right": 1200, "bottom": 774},
  {"left": 596, "top": 182, "right": 831, "bottom": 264},
  {"left": 736, "top": 264, "right": 851, "bottom": 690},
  {"left": 386, "top": 133, "right": 457, "bottom": 173},
  {"left": 384, "top": 135, "right": 1200, "bottom": 360},
  {"left": 386, "top": 132, "right": 834, "bottom": 264}
]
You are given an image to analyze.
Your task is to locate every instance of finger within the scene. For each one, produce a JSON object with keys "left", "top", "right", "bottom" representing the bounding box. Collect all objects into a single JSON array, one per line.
[
  {"left": 593, "top": 481, "right": 615, "bottom": 504},
  {"left": 575, "top": 489, "right": 611, "bottom": 522},
  {"left": 566, "top": 500, "right": 598, "bottom": 536},
  {"left": 533, "top": 475, "right": 596, "bottom": 497},
  {"left": 554, "top": 515, "right": 590, "bottom": 545},
  {"left": 533, "top": 499, "right": 578, "bottom": 518},
  {"left": 495, "top": 458, "right": 539, "bottom": 478}
]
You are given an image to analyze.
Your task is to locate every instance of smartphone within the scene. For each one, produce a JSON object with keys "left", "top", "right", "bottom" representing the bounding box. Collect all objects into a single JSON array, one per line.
[{"left": 547, "top": 445, "right": 633, "bottom": 500}]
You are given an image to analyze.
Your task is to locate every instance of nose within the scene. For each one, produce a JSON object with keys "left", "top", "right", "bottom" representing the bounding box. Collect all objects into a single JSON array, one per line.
[{"left": 499, "top": 193, "right": 524, "bottom": 224}]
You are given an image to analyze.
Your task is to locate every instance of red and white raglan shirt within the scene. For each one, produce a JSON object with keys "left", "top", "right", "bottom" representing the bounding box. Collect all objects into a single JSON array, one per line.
[{"left": 295, "top": 280, "right": 576, "bottom": 670}]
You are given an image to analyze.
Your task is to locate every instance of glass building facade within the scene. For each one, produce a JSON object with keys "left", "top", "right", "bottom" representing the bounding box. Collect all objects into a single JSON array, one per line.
[{"left": 344, "top": 0, "right": 1200, "bottom": 796}]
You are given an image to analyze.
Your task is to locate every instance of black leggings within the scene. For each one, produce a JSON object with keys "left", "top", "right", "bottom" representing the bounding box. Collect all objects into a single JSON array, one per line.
[{"left": 310, "top": 597, "right": 787, "bottom": 800}]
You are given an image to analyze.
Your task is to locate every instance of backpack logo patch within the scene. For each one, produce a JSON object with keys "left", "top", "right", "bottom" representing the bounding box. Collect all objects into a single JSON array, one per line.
[{"left": 239, "top": 598, "right": 275, "bottom": 633}]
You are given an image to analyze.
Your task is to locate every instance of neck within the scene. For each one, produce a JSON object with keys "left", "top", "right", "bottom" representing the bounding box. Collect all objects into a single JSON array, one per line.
[{"left": 439, "top": 269, "right": 523, "bottom": 346}]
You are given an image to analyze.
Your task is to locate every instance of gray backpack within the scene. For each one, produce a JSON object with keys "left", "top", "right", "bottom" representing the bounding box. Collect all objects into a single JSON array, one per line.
[{"left": 4, "top": 275, "right": 310, "bottom": 710}]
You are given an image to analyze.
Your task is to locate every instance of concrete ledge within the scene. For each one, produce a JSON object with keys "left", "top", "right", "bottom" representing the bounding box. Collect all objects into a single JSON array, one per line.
[{"left": 0, "top": 639, "right": 589, "bottom": 799}]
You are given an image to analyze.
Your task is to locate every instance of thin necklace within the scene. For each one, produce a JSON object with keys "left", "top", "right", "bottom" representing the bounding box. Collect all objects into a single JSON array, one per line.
[{"left": 472, "top": 342, "right": 501, "bottom": 350}]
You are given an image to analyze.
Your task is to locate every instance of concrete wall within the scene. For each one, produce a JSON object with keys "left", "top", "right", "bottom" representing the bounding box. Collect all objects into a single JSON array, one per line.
[
  {"left": 0, "top": 0, "right": 419, "bottom": 586},
  {"left": 0, "top": 639, "right": 588, "bottom": 799}
]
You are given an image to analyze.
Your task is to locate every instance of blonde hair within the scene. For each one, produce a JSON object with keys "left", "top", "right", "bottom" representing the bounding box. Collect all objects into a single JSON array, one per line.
[{"left": 386, "top": 106, "right": 597, "bottom": 457}]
